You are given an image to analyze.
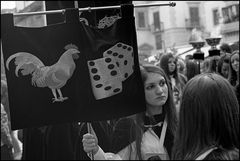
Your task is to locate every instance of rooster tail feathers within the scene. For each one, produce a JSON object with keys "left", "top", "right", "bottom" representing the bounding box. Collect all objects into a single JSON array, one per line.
[
  {"left": 6, "top": 53, "right": 17, "bottom": 70},
  {"left": 6, "top": 52, "right": 45, "bottom": 70},
  {"left": 6, "top": 52, "right": 45, "bottom": 76}
]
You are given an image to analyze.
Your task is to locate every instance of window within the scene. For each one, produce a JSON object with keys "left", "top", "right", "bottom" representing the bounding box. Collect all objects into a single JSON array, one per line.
[
  {"left": 222, "top": 7, "right": 230, "bottom": 23},
  {"left": 138, "top": 12, "right": 146, "bottom": 28},
  {"left": 222, "top": 4, "right": 239, "bottom": 24},
  {"left": 153, "top": 11, "right": 160, "bottom": 31},
  {"left": 189, "top": 7, "right": 200, "bottom": 27},
  {"left": 213, "top": 9, "right": 219, "bottom": 25},
  {"left": 232, "top": 4, "right": 239, "bottom": 21},
  {"left": 155, "top": 34, "right": 162, "bottom": 50}
]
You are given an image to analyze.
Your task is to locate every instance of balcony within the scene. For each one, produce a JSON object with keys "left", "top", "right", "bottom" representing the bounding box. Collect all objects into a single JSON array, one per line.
[{"left": 221, "top": 21, "right": 239, "bottom": 34}]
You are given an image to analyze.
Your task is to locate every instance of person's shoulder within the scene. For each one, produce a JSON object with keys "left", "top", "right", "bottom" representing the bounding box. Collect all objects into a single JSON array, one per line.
[
  {"left": 178, "top": 73, "right": 188, "bottom": 83},
  {"left": 114, "top": 117, "right": 136, "bottom": 129},
  {"left": 205, "top": 147, "right": 239, "bottom": 160},
  {"left": 111, "top": 117, "right": 137, "bottom": 153}
]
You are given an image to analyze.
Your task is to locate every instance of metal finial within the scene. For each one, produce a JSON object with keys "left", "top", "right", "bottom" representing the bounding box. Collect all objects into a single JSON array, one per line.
[{"left": 169, "top": 2, "right": 176, "bottom": 7}]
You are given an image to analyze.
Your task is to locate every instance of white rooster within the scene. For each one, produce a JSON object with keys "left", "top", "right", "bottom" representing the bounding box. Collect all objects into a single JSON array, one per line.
[{"left": 6, "top": 44, "right": 80, "bottom": 102}]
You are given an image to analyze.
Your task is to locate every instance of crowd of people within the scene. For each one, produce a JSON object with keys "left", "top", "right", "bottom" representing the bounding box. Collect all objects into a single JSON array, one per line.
[{"left": 1, "top": 43, "right": 239, "bottom": 160}]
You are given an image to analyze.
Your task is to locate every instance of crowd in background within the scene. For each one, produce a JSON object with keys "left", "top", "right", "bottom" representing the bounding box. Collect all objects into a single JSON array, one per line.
[{"left": 1, "top": 42, "right": 239, "bottom": 160}]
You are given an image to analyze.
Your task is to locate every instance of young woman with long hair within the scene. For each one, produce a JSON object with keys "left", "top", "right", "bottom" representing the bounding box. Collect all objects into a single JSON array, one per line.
[
  {"left": 176, "top": 57, "right": 186, "bottom": 76},
  {"left": 172, "top": 73, "right": 239, "bottom": 160},
  {"left": 217, "top": 54, "right": 230, "bottom": 79},
  {"left": 228, "top": 50, "right": 239, "bottom": 105},
  {"left": 200, "top": 57, "right": 211, "bottom": 74},
  {"left": 82, "top": 64, "right": 178, "bottom": 160},
  {"left": 159, "top": 53, "right": 187, "bottom": 115},
  {"left": 208, "top": 56, "right": 221, "bottom": 73},
  {"left": 185, "top": 60, "right": 198, "bottom": 81},
  {"left": 228, "top": 50, "right": 239, "bottom": 87}
]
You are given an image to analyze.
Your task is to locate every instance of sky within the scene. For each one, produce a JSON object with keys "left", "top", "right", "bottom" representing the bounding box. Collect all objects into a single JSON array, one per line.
[{"left": 1, "top": 1, "right": 16, "bottom": 10}]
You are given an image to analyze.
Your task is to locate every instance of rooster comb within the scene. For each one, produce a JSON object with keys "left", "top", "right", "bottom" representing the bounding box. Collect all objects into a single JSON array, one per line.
[{"left": 64, "top": 44, "right": 78, "bottom": 50}]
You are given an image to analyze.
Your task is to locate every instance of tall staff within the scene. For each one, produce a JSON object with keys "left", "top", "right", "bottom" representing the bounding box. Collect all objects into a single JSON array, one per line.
[{"left": 11, "top": 2, "right": 176, "bottom": 17}]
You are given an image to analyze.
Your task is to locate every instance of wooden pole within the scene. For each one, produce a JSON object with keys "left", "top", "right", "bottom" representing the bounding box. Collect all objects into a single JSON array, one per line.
[{"left": 87, "top": 122, "right": 94, "bottom": 160}]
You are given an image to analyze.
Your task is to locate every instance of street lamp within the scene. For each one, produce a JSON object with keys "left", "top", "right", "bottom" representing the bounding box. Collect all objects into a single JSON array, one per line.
[
  {"left": 205, "top": 37, "right": 221, "bottom": 57},
  {"left": 189, "top": 41, "right": 205, "bottom": 74}
]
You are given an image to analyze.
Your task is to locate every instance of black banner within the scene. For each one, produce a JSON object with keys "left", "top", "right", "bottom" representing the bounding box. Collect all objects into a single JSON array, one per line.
[{"left": 1, "top": 4, "right": 146, "bottom": 130}]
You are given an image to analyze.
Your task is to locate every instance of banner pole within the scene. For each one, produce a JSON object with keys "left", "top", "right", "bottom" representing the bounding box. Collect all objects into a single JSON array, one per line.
[
  {"left": 8, "top": 2, "right": 176, "bottom": 17},
  {"left": 87, "top": 122, "right": 94, "bottom": 160}
]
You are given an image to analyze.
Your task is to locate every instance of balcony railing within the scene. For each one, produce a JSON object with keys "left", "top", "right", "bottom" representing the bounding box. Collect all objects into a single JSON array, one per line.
[{"left": 221, "top": 21, "right": 239, "bottom": 34}]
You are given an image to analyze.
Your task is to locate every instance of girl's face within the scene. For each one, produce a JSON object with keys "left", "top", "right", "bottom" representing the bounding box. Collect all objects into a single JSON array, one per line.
[
  {"left": 221, "top": 62, "right": 229, "bottom": 78},
  {"left": 144, "top": 72, "right": 168, "bottom": 108},
  {"left": 177, "top": 60, "right": 185, "bottom": 72},
  {"left": 231, "top": 54, "right": 239, "bottom": 72},
  {"left": 168, "top": 57, "right": 176, "bottom": 73}
]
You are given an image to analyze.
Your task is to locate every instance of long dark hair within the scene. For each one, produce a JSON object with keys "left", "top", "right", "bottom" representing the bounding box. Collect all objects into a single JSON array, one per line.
[
  {"left": 172, "top": 73, "right": 239, "bottom": 160},
  {"left": 220, "top": 43, "right": 232, "bottom": 54},
  {"left": 208, "top": 56, "right": 220, "bottom": 73},
  {"left": 159, "top": 53, "right": 186, "bottom": 89},
  {"left": 185, "top": 60, "right": 198, "bottom": 81},
  {"left": 228, "top": 50, "right": 239, "bottom": 87},
  {"left": 201, "top": 58, "right": 211, "bottom": 73},
  {"left": 217, "top": 54, "right": 230, "bottom": 78},
  {"left": 134, "top": 64, "right": 177, "bottom": 159}
]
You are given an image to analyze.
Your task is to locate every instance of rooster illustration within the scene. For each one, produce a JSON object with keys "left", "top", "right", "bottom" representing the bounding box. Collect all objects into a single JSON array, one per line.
[{"left": 6, "top": 44, "right": 80, "bottom": 103}]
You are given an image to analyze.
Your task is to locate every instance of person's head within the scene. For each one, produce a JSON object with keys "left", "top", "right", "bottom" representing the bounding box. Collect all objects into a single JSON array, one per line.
[
  {"left": 230, "top": 50, "right": 239, "bottom": 73},
  {"left": 228, "top": 50, "right": 239, "bottom": 86},
  {"left": 159, "top": 53, "right": 177, "bottom": 76},
  {"left": 201, "top": 58, "right": 210, "bottom": 73},
  {"left": 140, "top": 64, "right": 175, "bottom": 116},
  {"left": 207, "top": 56, "right": 220, "bottom": 73},
  {"left": 185, "top": 55, "right": 193, "bottom": 61},
  {"left": 185, "top": 60, "right": 198, "bottom": 81},
  {"left": 176, "top": 58, "right": 185, "bottom": 75},
  {"left": 217, "top": 54, "right": 230, "bottom": 79},
  {"left": 204, "top": 147, "right": 239, "bottom": 160},
  {"left": 230, "top": 41, "right": 239, "bottom": 53},
  {"left": 172, "top": 73, "right": 239, "bottom": 160},
  {"left": 220, "top": 43, "right": 232, "bottom": 56}
]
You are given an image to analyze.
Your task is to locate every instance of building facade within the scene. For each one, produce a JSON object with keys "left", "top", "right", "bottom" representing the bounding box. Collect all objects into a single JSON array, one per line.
[
  {"left": 219, "top": 1, "right": 239, "bottom": 43},
  {"left": 133, "top": 1, "right": 239, "bottom": 63}
]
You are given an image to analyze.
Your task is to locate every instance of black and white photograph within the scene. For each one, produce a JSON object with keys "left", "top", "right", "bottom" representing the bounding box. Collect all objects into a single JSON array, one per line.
[{"left": 1, "top": 1, "right": 239, "bottom": 160}]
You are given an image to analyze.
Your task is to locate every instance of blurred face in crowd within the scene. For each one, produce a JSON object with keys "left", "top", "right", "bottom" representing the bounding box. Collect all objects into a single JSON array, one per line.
[
  {"left": 221, "top": 62, "right": 229, "bottom": 78},
  {"left": 220, "top": 50, "right": 226, "bottom": 56},
  {"left": 144, "top": 72, "right": 168, "bottom": 108},
  {"left": 231, "top": 53, "right": 239, "bottom": 72},
  {"left": 168, "top": 57, "right": 176, "bottom": 73},
  {"left": 200, "top": 61, "right": 204, "bottom": 73},
  {"left": 177, "top": 59, "right": 185, "bottom": 73}
]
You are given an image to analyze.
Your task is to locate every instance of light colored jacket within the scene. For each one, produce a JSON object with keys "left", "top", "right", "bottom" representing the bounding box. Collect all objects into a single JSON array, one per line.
[{"left": 93, "top": 118, "right": 169, "bottom": 160}]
